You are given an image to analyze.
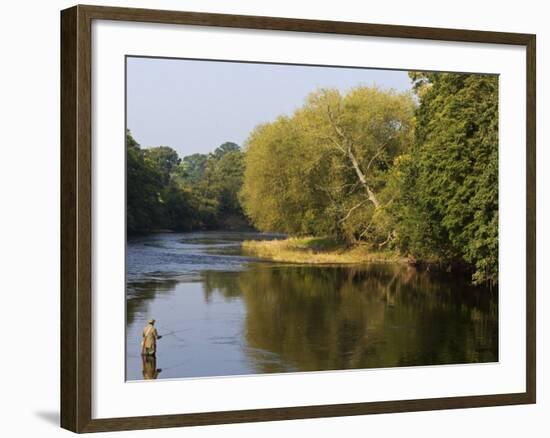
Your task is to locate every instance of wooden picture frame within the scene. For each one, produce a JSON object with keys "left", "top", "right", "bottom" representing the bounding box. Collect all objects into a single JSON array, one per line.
[{"left": 61, "top": 4, "right": 536, "bottom": 433}]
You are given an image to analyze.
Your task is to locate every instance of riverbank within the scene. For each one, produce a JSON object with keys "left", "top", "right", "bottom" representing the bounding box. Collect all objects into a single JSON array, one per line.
[{"left": 242, "top": 236, "right": 404, "bottom": 264}]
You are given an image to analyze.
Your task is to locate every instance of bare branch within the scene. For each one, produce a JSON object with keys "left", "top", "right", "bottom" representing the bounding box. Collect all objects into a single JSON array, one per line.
[
  {"left": 326, "top": 104, "right": 349, "bottom": 144},
  {"left": 365, "top": 147, "right": 385, "bottom": 175},
  {"left": 325, "top": 99, "right": 383, "bottom": 209},
  {"left": 313, "top": 133, "right": 347, "bottom": 154},
  {"left": 378, "top": 231, "right": 397, "bottom": 248},
  {"left": 359, "top": 217, "right": 376, "bottom": 239},
  {"left": 346, "top": 149, "right": 380, "bottom": 208},
  {"left": 327, "top": 136, "right": 347, "bottom": 154},
  {"left": 338, "top": 200, "right": 369, "bottom": 224}
]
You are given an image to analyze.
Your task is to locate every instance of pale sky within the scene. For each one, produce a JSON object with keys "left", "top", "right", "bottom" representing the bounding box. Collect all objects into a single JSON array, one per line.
[{"left": 126, "top": 56, "right": 412, "bottom": 157}]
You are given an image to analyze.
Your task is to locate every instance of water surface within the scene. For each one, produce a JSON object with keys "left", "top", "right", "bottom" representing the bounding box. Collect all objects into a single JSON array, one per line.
[{"left": 126, "top": 231, "right": 498, "bottom": 380}]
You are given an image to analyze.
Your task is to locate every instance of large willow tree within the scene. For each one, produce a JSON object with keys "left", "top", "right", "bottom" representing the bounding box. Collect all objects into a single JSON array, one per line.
[{"left": 240, "top": 86, "right": 415, "bottom": 243}]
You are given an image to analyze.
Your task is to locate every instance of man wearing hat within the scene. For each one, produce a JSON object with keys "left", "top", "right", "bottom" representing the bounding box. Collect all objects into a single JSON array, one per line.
[{"left": 141, "top": 319, "right": 161, "bottom": 356}]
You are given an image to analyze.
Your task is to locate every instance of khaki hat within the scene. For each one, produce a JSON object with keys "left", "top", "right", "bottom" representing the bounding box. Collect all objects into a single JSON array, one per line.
[{"left": 147, "top": 319, "right": 155, "bottom": 324}]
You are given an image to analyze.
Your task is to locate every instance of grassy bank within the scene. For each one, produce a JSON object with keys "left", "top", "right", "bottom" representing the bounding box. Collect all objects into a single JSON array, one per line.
[{"left": 242, "top": 236, "right": 404, "bottom": 265}]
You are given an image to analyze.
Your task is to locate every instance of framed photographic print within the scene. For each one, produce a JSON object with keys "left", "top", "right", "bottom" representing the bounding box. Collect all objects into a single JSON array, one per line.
[{"left": 60, "top": 4, "right": 536, "bottom": 433}]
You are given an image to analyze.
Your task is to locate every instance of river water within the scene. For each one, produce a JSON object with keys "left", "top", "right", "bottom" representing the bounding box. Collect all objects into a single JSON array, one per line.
[{"left": 126, "top": 231, "right": 498, "bottom": 381}]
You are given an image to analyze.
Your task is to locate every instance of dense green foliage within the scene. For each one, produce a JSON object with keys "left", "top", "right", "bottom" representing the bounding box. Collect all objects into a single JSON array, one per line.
[
  {"left": 126, "top": 133, "right": 249, "bottom": 233},
  {"left": 390, "top": 73, "right": 499, "bottom": 283},
  {"left": 180, "top": 153, "right": 207, "bottom": 184},
  {"left": 127, "top": 131, "right": 165, "bottom": 231},
  {"left": 240, "top": 79, "right": 498, "bottom": 284}
]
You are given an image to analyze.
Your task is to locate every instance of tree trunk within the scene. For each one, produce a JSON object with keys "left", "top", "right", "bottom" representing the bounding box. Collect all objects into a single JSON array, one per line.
[
  {"left": 347, "top": 148, "right": 380, "bottom": 208},
  {"left": 324, "top": 105, "right": 380, "bottom": 209}
]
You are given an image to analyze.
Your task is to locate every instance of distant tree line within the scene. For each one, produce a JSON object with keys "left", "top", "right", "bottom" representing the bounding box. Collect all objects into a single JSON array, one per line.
[
  {"left": 127, "top": 135, "right": 249, "bottom": 233},
  {"left": 240, "top": 74, "right": 498, "bottom": 284}
]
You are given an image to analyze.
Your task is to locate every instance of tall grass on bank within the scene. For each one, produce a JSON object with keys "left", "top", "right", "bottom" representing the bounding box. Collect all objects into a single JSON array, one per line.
[{"left": 242, "top": 236, "right": 403, "bottom": 265}]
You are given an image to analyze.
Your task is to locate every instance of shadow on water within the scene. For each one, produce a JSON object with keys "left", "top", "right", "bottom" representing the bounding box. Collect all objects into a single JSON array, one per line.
[{"left": 126, "top": 232, "right": 498, "bottom": 380}]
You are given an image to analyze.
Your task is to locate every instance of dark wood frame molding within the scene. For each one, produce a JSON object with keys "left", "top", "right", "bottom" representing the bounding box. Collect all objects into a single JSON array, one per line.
[{"left": 61, "top": 4, "right": 536, "bottom": 433}]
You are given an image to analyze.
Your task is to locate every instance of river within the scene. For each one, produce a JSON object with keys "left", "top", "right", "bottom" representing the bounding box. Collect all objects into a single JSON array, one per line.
[{"left": 126, "top": 231, "right": 498, "bottom": 380}]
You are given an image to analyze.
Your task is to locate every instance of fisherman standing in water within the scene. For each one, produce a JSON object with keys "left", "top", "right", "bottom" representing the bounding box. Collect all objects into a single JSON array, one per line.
[{"left": 141, "top": 319, "right": 162, "bottom": 356}]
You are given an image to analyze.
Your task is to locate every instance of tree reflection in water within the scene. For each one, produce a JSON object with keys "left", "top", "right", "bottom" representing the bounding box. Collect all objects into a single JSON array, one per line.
[
  {"left": 126, "top": 262, "right": 497, "bottom": 378},
  {"left": 201, "top": 263, "right": 497, "bottom": 373}
]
